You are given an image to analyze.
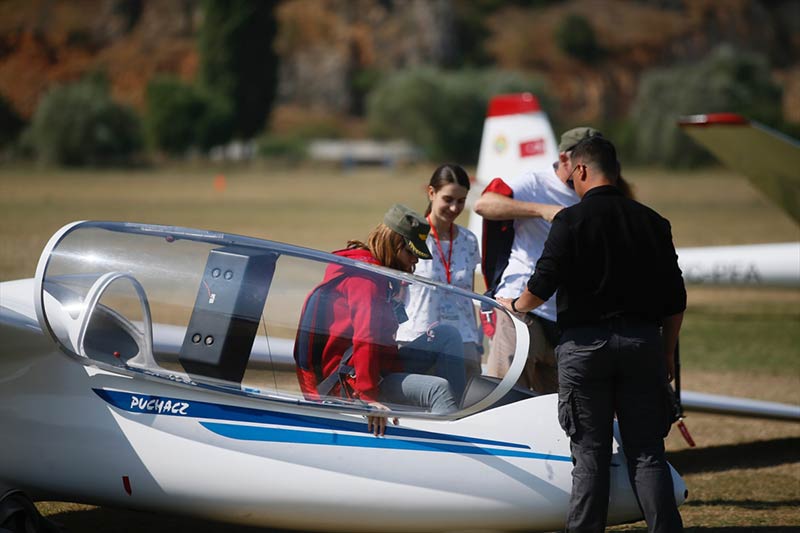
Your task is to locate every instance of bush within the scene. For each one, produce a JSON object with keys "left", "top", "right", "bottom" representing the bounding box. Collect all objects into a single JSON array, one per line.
[
  {"left": 257, "top": 133, "right": 308, "bottom": 161},
  {"left": 555, "top": 14, "right": 601, "bottom": 62},
  {"left": 631, "top": 45, "right": 783, "bottom": 167},
  {"left": 367, "top": 68, "right": 552, "bottom": 163},
  {"left": 145, "top": 76, "right": 234, "bottom": 154},
  {"left": 26, "top": 77, "right": 142, "bottom": 166}
]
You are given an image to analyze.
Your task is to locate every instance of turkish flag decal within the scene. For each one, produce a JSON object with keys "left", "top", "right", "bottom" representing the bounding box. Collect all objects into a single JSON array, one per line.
[{"left": 519, "top": 138, "right": 545, "bottom": 158}]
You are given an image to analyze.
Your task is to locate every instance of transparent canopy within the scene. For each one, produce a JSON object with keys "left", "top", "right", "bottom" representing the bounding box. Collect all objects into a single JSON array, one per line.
[{"left": 35, "top": 221, "right": 529, "bottom": 419}]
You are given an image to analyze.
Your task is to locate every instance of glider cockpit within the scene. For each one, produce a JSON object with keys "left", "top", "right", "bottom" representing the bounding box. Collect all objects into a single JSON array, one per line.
[{"left": 34, "top": 221, "right": 530, "bottom": 419}]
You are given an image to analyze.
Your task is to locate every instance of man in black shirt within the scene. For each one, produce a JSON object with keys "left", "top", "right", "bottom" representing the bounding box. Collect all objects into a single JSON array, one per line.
[{"left": 498, "top": 136, "right": 685, "bottom": 532}]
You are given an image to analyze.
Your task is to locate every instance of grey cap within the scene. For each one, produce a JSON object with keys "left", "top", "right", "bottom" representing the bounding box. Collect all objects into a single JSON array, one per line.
[
  {"left": 559, "top": 126, "right": 603, "bottom": 153},
  {"left": 383, "top": 204, "right": 432, "bottom": 259}
]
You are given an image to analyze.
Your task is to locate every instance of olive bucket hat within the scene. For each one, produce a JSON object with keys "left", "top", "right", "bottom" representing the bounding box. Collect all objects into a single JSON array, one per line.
[{"left": 383, "top": 204, "right": 432, "bottom": 259}]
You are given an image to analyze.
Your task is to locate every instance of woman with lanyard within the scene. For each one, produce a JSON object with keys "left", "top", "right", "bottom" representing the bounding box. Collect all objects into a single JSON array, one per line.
[{"left": 397, "top": 164, "right": 483, "bottom": 379}]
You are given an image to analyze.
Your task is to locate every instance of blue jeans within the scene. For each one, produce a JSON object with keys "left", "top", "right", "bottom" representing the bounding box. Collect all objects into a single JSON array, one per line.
[
  {"left": 378, "top": 372, "right": 457, "bottom": 414},
  {"left": 397, "top": 324, "right": 467, "bottom": 402},
  {"left": 556, "top": 322, "right": 682, "bottom": 533}
]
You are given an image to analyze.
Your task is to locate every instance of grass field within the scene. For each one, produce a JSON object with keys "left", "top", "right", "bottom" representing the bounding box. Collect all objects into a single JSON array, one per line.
[{"left": 1, "top": 162, "right": 798, "bottom": 531}]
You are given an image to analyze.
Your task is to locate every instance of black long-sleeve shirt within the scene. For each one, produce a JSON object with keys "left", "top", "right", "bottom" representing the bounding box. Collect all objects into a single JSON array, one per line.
[{"left": 527, "top": 185, "right": 686, "bottom": 329}]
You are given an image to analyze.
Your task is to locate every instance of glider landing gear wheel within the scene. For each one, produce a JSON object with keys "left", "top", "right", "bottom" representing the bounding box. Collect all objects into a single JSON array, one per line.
[{"left": 0, "top": 492, "right": 61, "bottom": 533}]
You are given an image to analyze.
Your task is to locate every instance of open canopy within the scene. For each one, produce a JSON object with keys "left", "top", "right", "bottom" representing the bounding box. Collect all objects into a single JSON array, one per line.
[{"left": 34, "top": 221, "right": 530, "bottom": 419}]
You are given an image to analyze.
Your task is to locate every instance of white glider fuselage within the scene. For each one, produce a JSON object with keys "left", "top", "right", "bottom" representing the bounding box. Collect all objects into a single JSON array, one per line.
[{"left": 0, "top": 222, "right": 686, "bottom": 532}]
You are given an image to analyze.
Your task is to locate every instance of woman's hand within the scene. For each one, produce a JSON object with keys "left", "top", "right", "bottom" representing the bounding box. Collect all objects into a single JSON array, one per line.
[{"left": 367, "top": 401, "right": 399, "bottom": 437}]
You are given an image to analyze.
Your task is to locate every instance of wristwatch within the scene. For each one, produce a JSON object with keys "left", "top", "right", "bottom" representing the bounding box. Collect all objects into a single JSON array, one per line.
[{"left": 511, "top": 297, "right": 521, "bottom": 313}]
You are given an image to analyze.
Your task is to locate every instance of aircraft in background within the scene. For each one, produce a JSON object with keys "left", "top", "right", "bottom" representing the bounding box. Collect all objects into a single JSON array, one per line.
[
  {"left": 677, "top": 113, "right": 800, "bottom": 285},
  {"left": 466, "top": 93, "right": 800, "bottom": 424},
  {"left": 678, "top": 112, "right": 799, "bottom": 225},
  {"left": 467, "top": 94, "right": 800, "bottom": 287},
  {"left": 0, "top": 221, "right": 687, "bottom": 532}
]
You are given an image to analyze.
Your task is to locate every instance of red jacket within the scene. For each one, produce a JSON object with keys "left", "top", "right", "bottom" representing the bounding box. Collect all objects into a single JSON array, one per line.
[{"left": 296, "top": 248, "right": 402, "bottom": 402}]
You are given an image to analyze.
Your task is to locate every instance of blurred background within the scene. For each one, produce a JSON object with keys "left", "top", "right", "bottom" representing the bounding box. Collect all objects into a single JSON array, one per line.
[
  {"left": 0, "top": 1, "right": 798, "bottom": 530},
  {"left": 0, "top": 0, "right": 798, "bottom": 169}
]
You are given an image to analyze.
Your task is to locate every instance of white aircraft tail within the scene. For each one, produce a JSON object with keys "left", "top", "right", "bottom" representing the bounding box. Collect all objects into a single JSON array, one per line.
[{"left": 468, "top": 93, "right": 559, "bottom": 254}]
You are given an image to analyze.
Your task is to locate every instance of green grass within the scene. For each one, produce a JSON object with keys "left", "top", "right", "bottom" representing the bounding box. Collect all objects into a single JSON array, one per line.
[{"left": 681, "top": 307, "right": 800, "bottom": 375}]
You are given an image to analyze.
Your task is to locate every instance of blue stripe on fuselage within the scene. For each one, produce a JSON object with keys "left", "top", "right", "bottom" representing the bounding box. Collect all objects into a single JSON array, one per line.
[
  {"left": 93, "top": 388, "right": 536, "bottom": 451},
  {"left": 200, "top": 421, "right": 573, "bottom": 461}
]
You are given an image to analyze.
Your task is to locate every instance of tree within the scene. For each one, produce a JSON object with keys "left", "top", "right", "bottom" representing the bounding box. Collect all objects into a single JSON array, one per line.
[
  {"left": 198, "top": 0, "right": 279, "bottom": 139},
  {"left": 555, "top": 13, "right": 601, "bottom": 62},
  {"left": 26, "top": 75, "right": 142, "bottom": 166},
  {"left": 631, "top": 45, "right": 782, "bottom": 167},
  {"left": 144, "top": 76, "right": 234, "bottom": 154},
  {"left": 368, "top": 68, "right": 551, "bottom": 163},
  {"left": 0, "top": 93, "right": 24, "bottom": 148}
]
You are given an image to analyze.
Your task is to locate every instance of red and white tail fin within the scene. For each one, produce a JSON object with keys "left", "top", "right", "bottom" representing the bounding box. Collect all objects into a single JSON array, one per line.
[{"left": 468, "top": 93, "right": 559, "bottom": 252}]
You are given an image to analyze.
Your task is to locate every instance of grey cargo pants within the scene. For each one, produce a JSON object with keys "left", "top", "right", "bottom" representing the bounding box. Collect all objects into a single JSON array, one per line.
[{"left": 556, "top": 321, "right": 683, "bottom": 533}]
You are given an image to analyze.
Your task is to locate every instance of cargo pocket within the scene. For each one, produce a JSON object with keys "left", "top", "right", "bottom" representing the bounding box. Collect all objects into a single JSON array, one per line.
[{"left": 558, "top": 387, "right": 577, "bottom": 437}]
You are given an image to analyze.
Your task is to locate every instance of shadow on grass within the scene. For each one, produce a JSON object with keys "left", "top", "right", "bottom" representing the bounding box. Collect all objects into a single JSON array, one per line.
[
  {"left": 683, "top": 499, "right": 800, "bottom": 509},
  {"left": 47, "top": 506, "right": 299, "bottom": 533},
  {"left": 668, "top": 437, "right": 800, "bottom": 474},
  {"left": 622, "top": 526, "right": 797, "bottom": 533}
]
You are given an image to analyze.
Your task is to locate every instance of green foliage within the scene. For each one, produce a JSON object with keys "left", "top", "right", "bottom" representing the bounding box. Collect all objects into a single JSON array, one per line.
[
  {"left": 26, "top": 76, "right": 142, "bottom": 166},
  {"left": 631, "top": 45, "right": 782, "bottom": 167},
  {"left": 350, "top": 68, "right": 383, "bottom": 116},
  {"left": 144, "top": 76, "right": 234, "bottom": 154},
  {"left": 554, "top": 13, "right": 601, "bottom": 62},
  {"left": 198, "top": 0, "right": 278, "bottom": 139},
  {"left": 257, "top": 133, "right": 308, "bottom": 161},
  {"left": 367, "top": 68, "right": 552, "bottom": 163},
  {"left": 0, "top": 92, "right": 24, "bottom": 148}
]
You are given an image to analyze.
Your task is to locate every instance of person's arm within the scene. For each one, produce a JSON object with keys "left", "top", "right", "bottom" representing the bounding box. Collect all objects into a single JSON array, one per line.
[
  {"left": 345, "top": 277, "right": 401, "bottom": 436},
  {"left": 346, "top": 277, "right": 393, "bottom": 403},
  {"left": 496, "top": 211, "right": 571, "bottom": 314},
  {"left": 658, "top": 218, "right": 687, "bottom": 383},
  {"left": 475, "top": 192, "right": 564, "bottom": 223},
  {"left": 497, "top": 289, "right": 545, "bottom": 314},
  {"left": 661, "top": 312, "right": 683, "bottom": 382}
]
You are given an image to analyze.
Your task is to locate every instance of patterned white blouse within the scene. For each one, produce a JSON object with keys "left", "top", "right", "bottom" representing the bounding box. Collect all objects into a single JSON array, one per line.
[{"left": 397, "top": 224, "right": 481, "bottom": 344}]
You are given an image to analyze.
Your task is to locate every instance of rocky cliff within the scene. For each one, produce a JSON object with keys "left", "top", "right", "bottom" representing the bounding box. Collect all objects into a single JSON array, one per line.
[{"left": 0, "top": 0, "right": 797, "bottom": 129}]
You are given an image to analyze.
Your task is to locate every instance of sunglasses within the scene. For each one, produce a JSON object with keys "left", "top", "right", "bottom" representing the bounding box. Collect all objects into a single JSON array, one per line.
[{"left": 565, "top": 164, "right": 584, "bottom": 190}]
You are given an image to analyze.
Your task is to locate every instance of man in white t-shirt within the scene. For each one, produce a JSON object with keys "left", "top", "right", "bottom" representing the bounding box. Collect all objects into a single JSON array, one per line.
[{"left": 475, "top": 127, "right": 603, "bottom": 393}]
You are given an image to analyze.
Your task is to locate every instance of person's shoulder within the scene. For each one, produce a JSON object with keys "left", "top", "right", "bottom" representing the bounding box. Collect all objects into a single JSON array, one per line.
[
  {"left": 456, "top": 224, "right": 479, "bottom": 242},
  {"left": 507, "top": 168, "right": 548, "bottom": 187},
  {"left": 456, "top": 224, "right": 480, "bottom": 249},
  {"left": 625, "top": 196, "right": 670, "bottom": 223},
  {"left": 507, "top": 169, "right": 555, "bottom": 199}
]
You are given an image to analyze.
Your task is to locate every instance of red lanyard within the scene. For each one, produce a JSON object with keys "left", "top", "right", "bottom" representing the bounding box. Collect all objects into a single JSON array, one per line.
[{"left": 427, "top": 215, "right": 453, "bottom": 284}]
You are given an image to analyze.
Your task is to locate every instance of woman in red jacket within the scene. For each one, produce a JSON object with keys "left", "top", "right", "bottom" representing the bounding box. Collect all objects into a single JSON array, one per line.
[{"left": 295, "top": 205, "right": 463, "bottom": 435}]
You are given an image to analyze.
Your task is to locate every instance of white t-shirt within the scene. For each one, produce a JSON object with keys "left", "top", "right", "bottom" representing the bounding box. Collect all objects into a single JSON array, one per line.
[
  {"left": 494, "top": 169, "right": 579, "bottom": 322},
  {"left": 397, "top": 224, "right": 481, "bottom": 343}
]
